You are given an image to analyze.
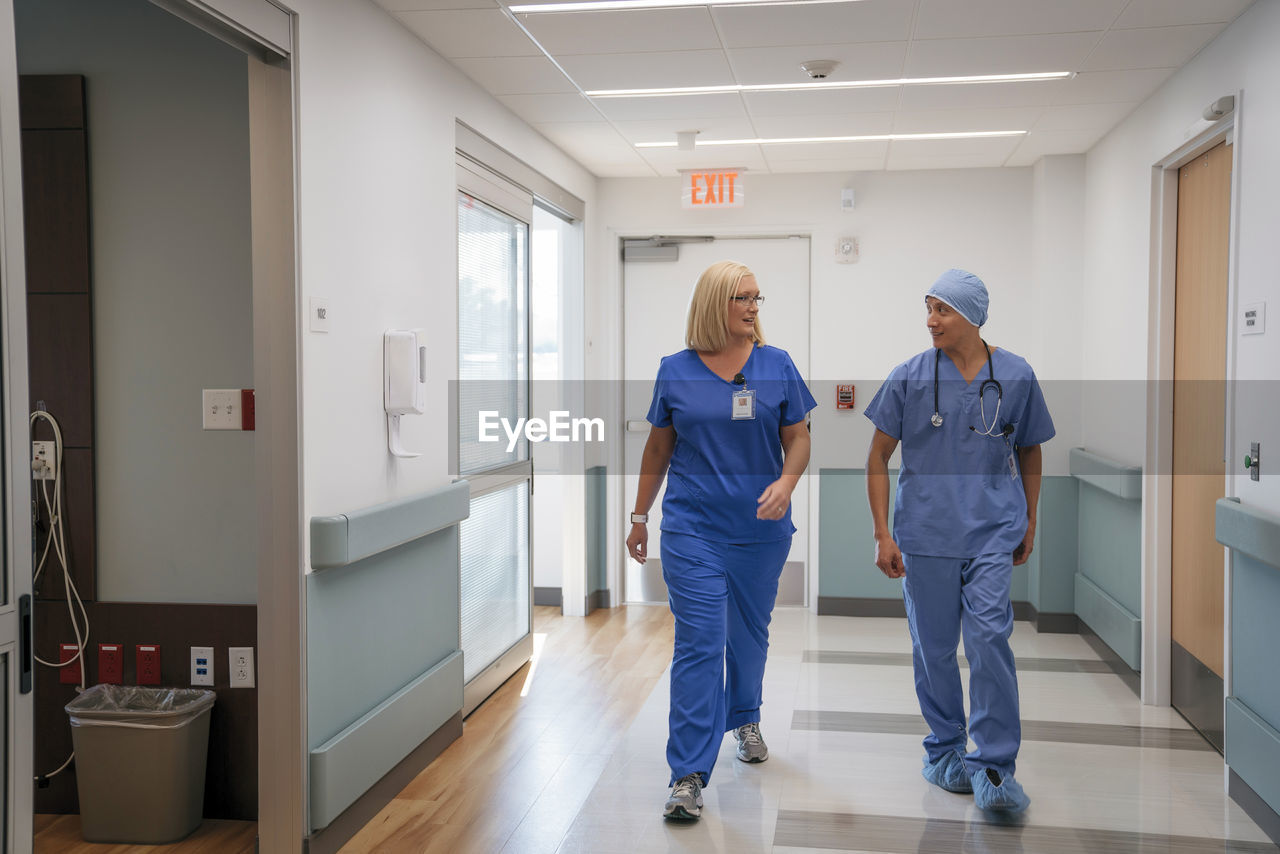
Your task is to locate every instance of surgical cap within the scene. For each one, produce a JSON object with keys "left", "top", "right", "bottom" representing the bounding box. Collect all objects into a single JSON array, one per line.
[{"left": 927, "top": 268, "right": 988, "bottom": 328}]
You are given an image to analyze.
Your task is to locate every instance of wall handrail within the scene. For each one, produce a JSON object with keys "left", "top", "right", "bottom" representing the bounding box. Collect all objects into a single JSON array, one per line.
[
  {"left": 309, "top": 481, "right": 470, "bottom": 571},
  {"left": 1069, "top": 447, "right": 1142, "bottom": 500},
  {"left": 1216, "top": 497, "right": 1280, "bottom": 569}
]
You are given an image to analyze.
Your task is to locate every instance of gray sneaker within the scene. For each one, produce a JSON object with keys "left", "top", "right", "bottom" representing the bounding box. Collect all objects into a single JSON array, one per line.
[
  {"left": 735, "top": 722, "right": 769, "bottom": 763},
  {"left": 663, "top": 773, "right": 704, "bottom": 820}
]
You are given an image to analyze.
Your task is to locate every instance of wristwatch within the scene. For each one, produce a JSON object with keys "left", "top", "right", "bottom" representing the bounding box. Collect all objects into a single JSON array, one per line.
[{"left": 630, "top": 513, "right": 648, "bottom": 524}]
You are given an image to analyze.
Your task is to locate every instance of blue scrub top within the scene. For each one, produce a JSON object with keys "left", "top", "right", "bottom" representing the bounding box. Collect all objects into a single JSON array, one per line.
[
  {"left": 864, "top": 346, "right": 1055, "bottom": 557},
  {"left": 647, "top": 345, "right": 817, "bottom": 544}
]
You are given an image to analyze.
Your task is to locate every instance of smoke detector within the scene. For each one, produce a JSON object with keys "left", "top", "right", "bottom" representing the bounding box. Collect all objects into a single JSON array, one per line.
[{"left": 799, "top": 60, "right": 839, "bottom": 80}]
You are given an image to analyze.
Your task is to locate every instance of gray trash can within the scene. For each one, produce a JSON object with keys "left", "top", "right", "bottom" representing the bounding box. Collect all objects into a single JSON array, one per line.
[{"left": 64, "top": 684, "right": 217, "bottom": 843}]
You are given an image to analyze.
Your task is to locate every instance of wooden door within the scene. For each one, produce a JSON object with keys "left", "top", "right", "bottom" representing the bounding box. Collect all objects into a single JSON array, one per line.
[{"left": 1170, "top": 140, "right": 1231, "bottom": 751}]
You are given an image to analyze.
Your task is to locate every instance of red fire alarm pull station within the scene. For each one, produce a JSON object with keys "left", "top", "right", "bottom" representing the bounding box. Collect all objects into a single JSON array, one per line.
[{"left": 836, "top": 384, "right": 855, "bottom": 410}]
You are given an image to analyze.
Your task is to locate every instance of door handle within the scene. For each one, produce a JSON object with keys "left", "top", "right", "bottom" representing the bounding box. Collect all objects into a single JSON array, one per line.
[
  {"left": 20, "top": 593, "right": 33, "bottom": 694},
  {"left": 626, "top": 420, "right": 649, "bottom": 432}
]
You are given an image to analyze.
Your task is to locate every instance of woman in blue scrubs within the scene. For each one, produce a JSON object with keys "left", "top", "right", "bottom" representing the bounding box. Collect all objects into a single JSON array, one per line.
[
  {"left": 863, "top": 268, "right": 1054, "bottom": 813},
  {"left": 627, "top": 260, "right": 816, "bottom": 821}
]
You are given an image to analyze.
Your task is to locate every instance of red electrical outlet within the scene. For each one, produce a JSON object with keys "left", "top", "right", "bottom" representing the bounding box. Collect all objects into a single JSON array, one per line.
[
  {"left": 241, "top": 388, "right": 256, "bottom": 431},
  {"left": 136, "top": 645, "right": 162, "bottom": 685},
  {"left": 98, "top": 643, "right": 123, "bottom": 684},
  {"left": 59, "top": 643, "right": 82, "bottom": 685}
]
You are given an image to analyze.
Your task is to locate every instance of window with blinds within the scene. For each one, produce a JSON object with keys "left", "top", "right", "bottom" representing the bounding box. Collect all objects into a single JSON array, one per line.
[{"left": 459, "top": 484, "right": 530, "bottom": 683}]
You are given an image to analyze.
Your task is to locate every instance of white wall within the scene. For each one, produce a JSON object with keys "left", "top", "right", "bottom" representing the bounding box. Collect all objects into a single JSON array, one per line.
[
  {"left": 594, "top": 168, "right": 1057, "bottom": 475},
  {"left": 289, "top": 0, "right": 597, "bottom": 553},
  {"left": 1082, "top": 0, "right": 1280, "bottom": 514},
  {"left": 16, "top": 0, "right": 257, "bottom": 603},
  {"left": 593, "top": 168, "right": 1078, "bottom": 599}
]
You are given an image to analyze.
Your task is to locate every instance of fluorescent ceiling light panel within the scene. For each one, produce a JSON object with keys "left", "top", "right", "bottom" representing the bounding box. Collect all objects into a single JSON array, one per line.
[
  {"left": 635, "top": 130, "right": 1027, "bottom": 147},
  {"left": 511, "top": 0, "right": 853, "bottom": 12},
  {"left": 587, "top": 71, "right": 1072, "bottom": 98}
]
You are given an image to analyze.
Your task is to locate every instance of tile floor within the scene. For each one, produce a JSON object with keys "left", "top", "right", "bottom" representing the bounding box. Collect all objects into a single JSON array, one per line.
[{"left": 551, "top": 610, "right": 1278, "bottom": 853}]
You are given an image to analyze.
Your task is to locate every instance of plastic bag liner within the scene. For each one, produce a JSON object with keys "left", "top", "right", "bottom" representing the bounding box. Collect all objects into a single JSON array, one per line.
[{"left": 65, "top": 684, "right": 216, "bottom": 730}]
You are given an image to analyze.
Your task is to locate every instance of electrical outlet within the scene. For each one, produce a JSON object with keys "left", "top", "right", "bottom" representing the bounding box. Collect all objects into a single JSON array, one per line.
[
  {"left": 228, "top": 647, "right": 255, "bottom": 688},
  {"left": 98, "top": 644, "right": 123, "bottom": 684},
  {"left": 136, "top": 644, "right": 162, "bottom": 685},
  {"left": 32, "top": 441, "right": 56, "bottom": 481},
  {"left": 190, "top": 646, "right": 214, "bottom": 686},
  {"left": 59, "top": 643, "right": 82, "bottom": 685},
  {"left": 202, "top": 389, "right": 242, "bottom": 430}
]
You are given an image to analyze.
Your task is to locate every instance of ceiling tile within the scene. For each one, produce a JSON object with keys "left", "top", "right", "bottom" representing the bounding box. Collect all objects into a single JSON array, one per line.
[
  {"left": 1082, "top": 24, "right": 1226, "bottom": 71},
  {"left": 913, "top": 0, "right": 1126, "bottom": 39},
  {"left": 759, "top": 139, "right": 891, "bottom": 162},
  {"left": 592, "top": 93, "right": 749, "bottom": 122},
  {"left": 559, "top": 50, "right": 734, "bottom": 91},
  {"left": 378, "top": 0, "right": 497, "bottom": 10},
  {"left": 891, "top": 106, "right": 1042, "bottom": 133},
  {"left": 905, "top": 32, "right": 1102, "bottom": 77},
  {"left": 725, "top": 42, "right": 908, "bottom": 86},
  {"left": 751, "top": 112, "right": 894, "bottom": 138},
  {"left": 636, "top": 146, "right": 770, "bottom": 177},
  {"left": 516, "top": 7, "right": 719, "bottom": 55},
  {"left": 1043, "top": 68, "right": 1175, "bottom": 105},
  {"left": 498, "top": 92, "right": 603, "bottom": 123},
  {"left": 1032, "top": 101, "right": 1137, "bottom": 131},
  {"left": 396, "top": 10, "right": 541, "bottom": 58},
  {"left": 610, "top": 116, "right": 760, "bottom": 144},
  {"left": 451, "top": 56, "right": 577, "bottom": 94},
  {"left": 743, "top": 87, "right": 901, "bottom": 117},
  {"left": 1113, "top": 0, "right": 1256, "bottom": 29},
  {"left": 711, "top": 0, "right": 916, "bottom": 49},
  {"left": 1004, "top": 127, "right": 1110, "bottom": 165},
  {"left": 896, "top": 79, "right": 1057, "bottom": 111},
  {"left": 765, "top": 155, "right": 889, "bottom": 173},
  {"left": 886, "top": 134, "right": 1021, "bottom": 169}
]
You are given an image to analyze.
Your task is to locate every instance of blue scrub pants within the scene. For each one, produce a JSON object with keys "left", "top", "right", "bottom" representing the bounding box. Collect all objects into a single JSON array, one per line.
[
  {"left": 661, "top": 532, "right": 791, "bottom": 785},
  {"left": 902, "top": 553, "right": 1020, "bottom": 778}
]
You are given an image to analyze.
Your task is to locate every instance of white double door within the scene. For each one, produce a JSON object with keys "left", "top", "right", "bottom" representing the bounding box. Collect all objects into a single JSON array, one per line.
[{"left": 623, "top": 236, "right": 811, "bottom": 605}]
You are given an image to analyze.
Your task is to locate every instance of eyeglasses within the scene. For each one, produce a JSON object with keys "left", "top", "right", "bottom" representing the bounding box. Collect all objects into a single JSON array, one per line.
[{"left": 729, "top": 296, "right": 765, "bottom": 306}]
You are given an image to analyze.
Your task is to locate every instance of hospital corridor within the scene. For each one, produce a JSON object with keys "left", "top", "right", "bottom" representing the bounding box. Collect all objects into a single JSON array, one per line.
[{"left": 3, "top": 0, "right": 1280, "bottom": 852}]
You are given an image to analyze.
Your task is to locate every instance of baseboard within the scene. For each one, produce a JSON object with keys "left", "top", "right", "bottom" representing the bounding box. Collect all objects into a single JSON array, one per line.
[
  {"left": 1171, "top": 641, "right": 1225, "bottom": 753},
  {"left": 1078, "top": 620, "right": 1140, "bottom": 698},
  {"left": 1230, "top": 769, "right": 1280, "bottom": 847},
  {"left": 533, "top": 586, "right": 563, "bottom": 607},
  {"left": 1028, "top": 606, "right": 1079, "bottom": 634},
  {"left": 817, "top": 597, "right": 1038, "bottom": 622},
  {"left": 586, "top": 588, "right": 610, "bottom": 613},
  {"left": 305, "top": 712, "right": 463, "bottom": 854},
  {"left": 817, "top": 597, "right": 906, "bottom": 617}
]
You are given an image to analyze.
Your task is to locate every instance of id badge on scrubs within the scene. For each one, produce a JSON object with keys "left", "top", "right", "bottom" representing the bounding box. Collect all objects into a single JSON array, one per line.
[
  {"left": 1007, "top": 450, "right": 1018, "bottom": 479},
  {"left": 732, "top": 389, "right": 756, "bottom": 420}
]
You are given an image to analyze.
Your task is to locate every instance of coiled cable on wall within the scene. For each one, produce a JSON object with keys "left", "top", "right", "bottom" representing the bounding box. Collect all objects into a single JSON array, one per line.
[{"left": 30, "top": 409, "right": 87, "bottom": 783}]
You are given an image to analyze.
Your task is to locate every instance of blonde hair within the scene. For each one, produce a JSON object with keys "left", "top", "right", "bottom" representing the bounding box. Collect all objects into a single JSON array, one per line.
[{"left": 685, "top": 260, "right": 766, "bottom": 351}]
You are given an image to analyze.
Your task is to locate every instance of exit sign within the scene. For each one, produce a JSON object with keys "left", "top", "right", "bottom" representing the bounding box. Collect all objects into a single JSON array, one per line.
[{"left": 682, "top": 170, "right": 743, "bottom": 209}]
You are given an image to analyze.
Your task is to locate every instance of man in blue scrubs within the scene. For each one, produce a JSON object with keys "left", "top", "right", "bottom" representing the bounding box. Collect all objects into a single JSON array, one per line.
[{"left": 863, "top": 268, "right": 1054, "bottom": 812}]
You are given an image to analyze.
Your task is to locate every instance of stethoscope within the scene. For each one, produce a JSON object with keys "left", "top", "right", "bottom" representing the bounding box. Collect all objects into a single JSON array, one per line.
[{"left": 932, "top": 340, "right": 1011, "bottom": 438}]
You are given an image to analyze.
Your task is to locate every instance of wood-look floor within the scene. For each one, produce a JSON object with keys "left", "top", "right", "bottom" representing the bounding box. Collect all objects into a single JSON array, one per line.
[
  {"left": 33, "top": 814, "right": 256, "bottom": 853},
  {"left": 340, "top": 604, "right": 675, "bottom": 853},
  {"left": 33, "top": 604, "right": 673, "bottom": 854}
]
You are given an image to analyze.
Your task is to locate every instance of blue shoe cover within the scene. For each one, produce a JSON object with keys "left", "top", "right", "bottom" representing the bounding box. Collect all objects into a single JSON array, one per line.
[
  {"left": 972, "top": 768, "right": 1030, "bottom": 812},
  {"left": 921, "top": 750, "right": 972, "bottom": 793}
]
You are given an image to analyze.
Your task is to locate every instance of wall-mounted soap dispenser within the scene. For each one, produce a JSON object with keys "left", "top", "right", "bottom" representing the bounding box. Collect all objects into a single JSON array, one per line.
[{"left": 384, "top": 329, "right": 427, "bottom": 458}]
